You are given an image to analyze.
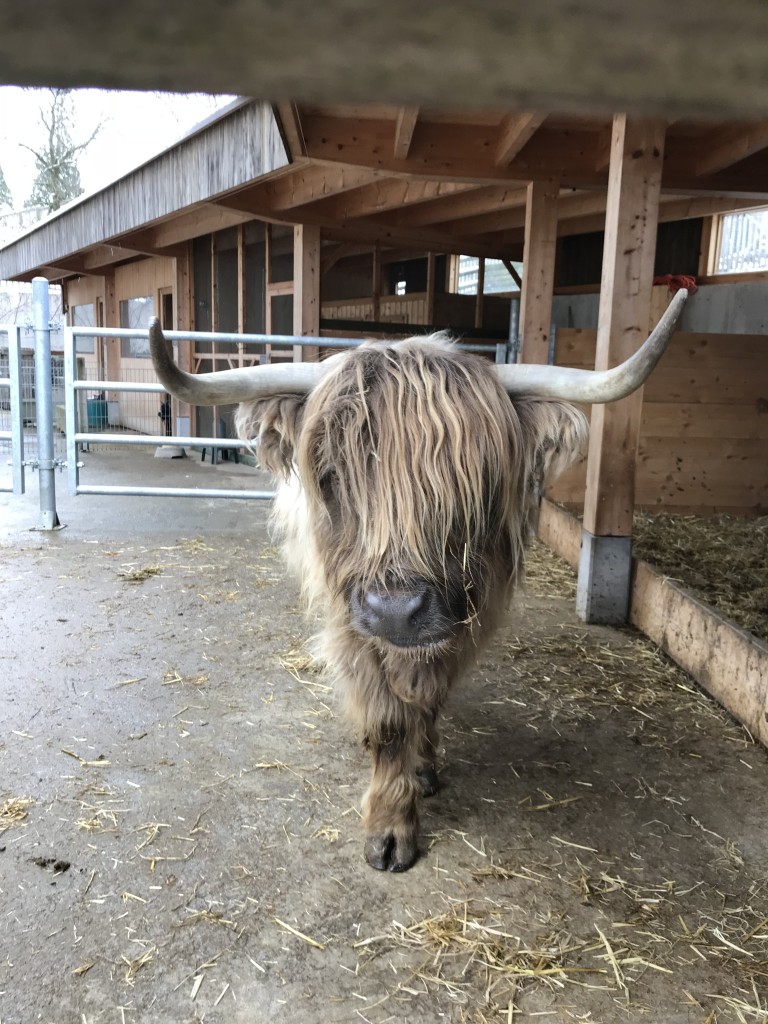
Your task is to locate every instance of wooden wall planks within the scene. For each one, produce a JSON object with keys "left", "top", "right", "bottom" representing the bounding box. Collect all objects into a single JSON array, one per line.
[{"left": 546, "top": 327, "right": 768, "bottom": 514}]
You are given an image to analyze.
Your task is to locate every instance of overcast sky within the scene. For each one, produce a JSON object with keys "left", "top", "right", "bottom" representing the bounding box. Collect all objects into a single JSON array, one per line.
[{"left": 0, "top": 87, "right": 236, "bottom": 208}]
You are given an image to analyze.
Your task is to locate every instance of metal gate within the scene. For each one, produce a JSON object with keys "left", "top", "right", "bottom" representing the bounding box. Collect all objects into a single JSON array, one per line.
[{"left": 0, "top": 324, "right": 24, "bottom": 494}]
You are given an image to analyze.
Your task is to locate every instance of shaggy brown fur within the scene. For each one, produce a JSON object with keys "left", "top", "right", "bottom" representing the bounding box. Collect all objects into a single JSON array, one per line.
[{"left": 236, "top": 335, "right": 588, "bottom": 871}]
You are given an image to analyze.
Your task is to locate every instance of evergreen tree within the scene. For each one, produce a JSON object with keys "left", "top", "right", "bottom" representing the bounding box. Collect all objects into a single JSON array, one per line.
[
  {"left": 0, "top": 164, "right": 11, "bottom": 209},
  {"left": 23, "top": 89, "right": 99, "bottom": 213}
]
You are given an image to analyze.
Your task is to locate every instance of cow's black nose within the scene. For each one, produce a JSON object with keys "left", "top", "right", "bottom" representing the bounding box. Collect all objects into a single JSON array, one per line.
[
  {"left": 356, "top": 585, "right": 437, "bottom": 646},
  {"left": 364, "top": 589, "right": 427, "bottom": 632}
]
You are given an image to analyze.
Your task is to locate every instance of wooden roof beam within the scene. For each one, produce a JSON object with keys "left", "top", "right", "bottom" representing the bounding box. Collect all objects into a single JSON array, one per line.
[
  {"left": 393, "top": 107, "right": 419, "bottom": 159},
  {"left": 297, "top": 114, "right": 768, "bottom": 196},
  {"left": 383, "top": 185, "right": 529, "bottom": 228},
  {"left": 299, "top": 115, "right": 605, "bottom": 185},
  {"left": 495, "top": 112, "right": 547, "bottom": 166},
  {"left": 250, "top": 162, "right": 384, "bottom": 211},
  {"left": 321, "top": 242, "right": 365, "bottom": 275},
  {"left": 275, "top": 101, "right": 307, "bottom": 158},
  {"left": 291, "top": 178, "right": 474, "bottom": 221},
  {"left": 480, "top": 193, "right": 768, "bottom": 246},
  {"left": 213, "top": 191, "right": 506, "bottom": 258},
  {"left": 114, "top": 203, "right": 253, "bottom": 252},
  {"left": 80, "top": 244, "right": 146, "bottom": 269},
  {"left": 428, "top": 189, "right": 601, "bottom": 236},
  {"left": 16, "top": 265, "right": 81, "bottom": 282},
  {"left": 695, "top": 122, "right": 768, "bottom": 176}
]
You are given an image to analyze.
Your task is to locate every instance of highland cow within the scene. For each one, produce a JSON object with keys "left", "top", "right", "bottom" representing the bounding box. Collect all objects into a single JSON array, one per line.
[{"left": 150, "top": 290, "right": 685, "bottom": 872}]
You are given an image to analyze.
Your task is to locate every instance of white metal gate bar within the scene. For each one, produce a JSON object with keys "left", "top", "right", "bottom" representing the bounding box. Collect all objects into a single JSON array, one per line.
[
  {"left": 66, "top": 325, "right": 498, "bottom": 353},
  {"left": 0, "top": 324, "right": 25, "bottom": 494}
]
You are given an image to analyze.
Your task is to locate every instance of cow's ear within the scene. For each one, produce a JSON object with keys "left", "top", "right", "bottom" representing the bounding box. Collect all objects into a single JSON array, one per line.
[
  {"left": 234, "top": 394, "right": 307, "bottom": 478},
  {"left": 514, "top": 398, "right": 589, "bottom": 486}
]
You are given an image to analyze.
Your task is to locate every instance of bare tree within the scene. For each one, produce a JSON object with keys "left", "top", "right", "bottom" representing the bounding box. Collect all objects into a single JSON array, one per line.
[{"left": 23, "top": 89, "right": 101, "bottom": 213}]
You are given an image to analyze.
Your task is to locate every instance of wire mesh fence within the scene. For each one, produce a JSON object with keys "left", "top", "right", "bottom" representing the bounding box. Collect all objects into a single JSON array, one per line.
[{"left": 1, "top": 331, "right": 67, "bottom": 490}]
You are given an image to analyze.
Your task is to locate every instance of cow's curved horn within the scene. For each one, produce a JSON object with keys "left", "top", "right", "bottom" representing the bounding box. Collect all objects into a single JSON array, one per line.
[
  {"left": 495, "top": 288, "right": 687, "bottom": 402},
  {"left": 149, "top": 320, "right": 328, "bottom": 405}
]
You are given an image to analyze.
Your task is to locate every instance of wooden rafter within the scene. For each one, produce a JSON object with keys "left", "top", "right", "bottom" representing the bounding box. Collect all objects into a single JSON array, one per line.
[
  {"left": 383, "top": 185, "right": 528, "bottom": 228},
  {"left": 299, "top": 115, "right": 606, "bottom": 184},
  {"left": 275, "top": 101, "right": 307, "bottom": 158},
  {"left": 495, "top": 112, "right": 547, "bottom": 166},
  {"left": 81, "top": 244, "right": 145, "bottom": 269},
  {"left": 297, "top": 110, "right": 768, "bottom": 197},
  {"left": 393, "top": 107, "right": 419, "bottom": 159},
  {"left": 212, "top": 190, "right": 506, "bottom": 257},
  {"left": 251, "top": 163, "right": 383, "bottom": 211},
  {"left": 116, "top": 203, "right": 253, "bottom": 252},
  {"left": 501, "top": 259, "right": 522, "bottom": 287},
  {"left": 424, "top": 189, "right": 596, "bottom": 237},
  {"left": 285, "top": 178, "right": 473, "bottom": 221},
  {"left": 695, "top": 122, "right": 768, "bottom": 176}
]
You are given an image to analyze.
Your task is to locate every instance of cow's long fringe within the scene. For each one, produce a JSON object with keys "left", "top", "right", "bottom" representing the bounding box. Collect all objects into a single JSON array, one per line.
[{"left": 300, "top": 337, "right": 531, "bottom": 594}]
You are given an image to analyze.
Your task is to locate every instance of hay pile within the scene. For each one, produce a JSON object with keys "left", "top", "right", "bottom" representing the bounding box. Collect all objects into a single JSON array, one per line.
[{"left": 633, "top": 514, "right": 768, "bottom": 643}]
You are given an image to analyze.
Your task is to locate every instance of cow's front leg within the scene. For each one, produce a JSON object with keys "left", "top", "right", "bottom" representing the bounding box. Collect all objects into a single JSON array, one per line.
[
  {"left": 362, "top": 729, "right": 417, "bottom": 872},
  {"left": 415, "top": 711, "right": 440, "bottom": 797},
  {"left": 362, "top": 713, "right": 428, "bottom": 872}
]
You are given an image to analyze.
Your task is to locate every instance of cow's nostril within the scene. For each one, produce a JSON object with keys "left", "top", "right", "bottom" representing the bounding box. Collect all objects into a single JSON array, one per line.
[
  {"left": 360, "top": 587, "right": 432, "bottom": 643},
  {"left": 362, "top": 590, "right": 386, "bottom": 616}
]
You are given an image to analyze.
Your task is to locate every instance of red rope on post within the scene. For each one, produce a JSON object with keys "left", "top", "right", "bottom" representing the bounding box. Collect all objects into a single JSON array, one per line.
[{"left": 653, "top": 273, "right": 698, "bottom": 294}]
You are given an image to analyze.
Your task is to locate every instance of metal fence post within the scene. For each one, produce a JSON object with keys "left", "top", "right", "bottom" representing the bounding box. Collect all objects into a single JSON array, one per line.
[
  {"left": 32, "top": 277, "right": 61, "bottom": 529},
  {"left": 508, "top": 296, "right": 521, "bottom": 364}
]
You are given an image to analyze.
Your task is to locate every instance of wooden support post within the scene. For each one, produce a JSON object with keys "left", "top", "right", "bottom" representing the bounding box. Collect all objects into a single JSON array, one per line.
[
  {"left": 95, "top": 295, "right": 106, "bottom": 383},
  {"left": 103, "top": 270, "right": 119, "bottom": 402},
  {"left": 474, "top": 258, "right": 485, "bottom": 329},
  {"left": 518, "top": 180, "right": 559, "bottom": 364},
  {"left": 293, "top": 223, "right": 321, "bottom": 362},
  {"left": 237, "top": 224, "right": 246, "bottom": 338},
  {"left": 210, "top": 234, "right": 219, "bottom": 440},
  {"left": 372, "top": 244, "right": 381, "bottom": 324},
  {"left": 210, "top": 234, "right": 218, "bottom": 333},
  {"left": 701, "top": 214, "right": 722, "bottom": 276},
  {"left": 577, "top": 115, "right": 666, "bottom": 624},
  {"left": 447, "top": 254, "right": 459, "bottom": 294},
  {"left": 175, "top": 242, "right": 193, "bottom": 333},
  {"left": 265, "top": 225, "right": 272, "bottom": 337},
  {"left": 174, "top": 243, "right": 194, "bottom": 437},
  {"left": 426, "top": 252, "right": 436, "bottom": 325}
]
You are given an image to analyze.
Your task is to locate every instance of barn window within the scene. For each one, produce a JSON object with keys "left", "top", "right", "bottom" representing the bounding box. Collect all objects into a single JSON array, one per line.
[
  {"left": 715, "top": 207, "right": 768, "bottom": 274},
  {"left": 71, "top": 303, "right": 95, "bottom": 353},
  {"left": 119, "top": 297, "right": 154, "bottom": 357},
  {"left": 456, "top": 256, "right": 523, "bottom": 294}
]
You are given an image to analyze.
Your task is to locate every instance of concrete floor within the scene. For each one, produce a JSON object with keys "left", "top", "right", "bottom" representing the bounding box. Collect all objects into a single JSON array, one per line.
[
  {"left": 2, "top": 444, "right": 768, "bottom": 1023},
  {"left": 0, "top": 443, "right": 275, "bottom": 542}
]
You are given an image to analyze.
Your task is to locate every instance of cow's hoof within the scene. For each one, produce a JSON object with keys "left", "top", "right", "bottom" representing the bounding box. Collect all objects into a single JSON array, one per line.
[
  {"left": 365, "top": 832, "right": 418, "bottom": 872},
  {"left": 416, "top": 765, "right": 440, "bottom": 797}
]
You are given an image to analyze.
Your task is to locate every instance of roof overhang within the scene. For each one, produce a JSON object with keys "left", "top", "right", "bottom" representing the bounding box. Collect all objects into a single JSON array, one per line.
[{"left": 4, "top": 104, "right": 768, "bottom": 283}]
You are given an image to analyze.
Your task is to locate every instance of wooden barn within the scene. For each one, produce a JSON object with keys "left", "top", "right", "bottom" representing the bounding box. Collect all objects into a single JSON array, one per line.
[{"left": 1, "top": 97, "right": 766, "bottom": 737}]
